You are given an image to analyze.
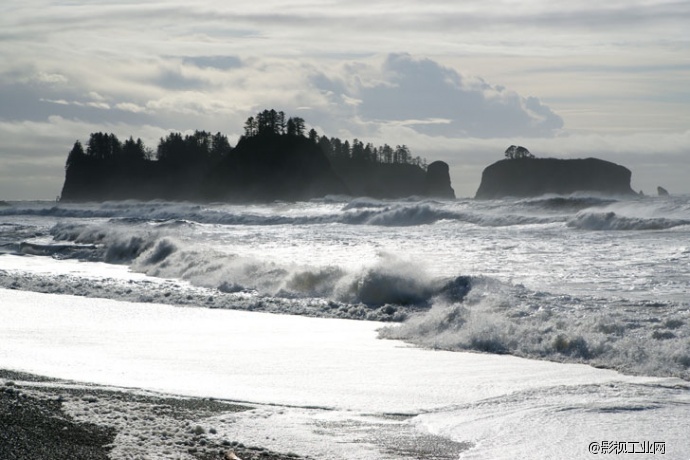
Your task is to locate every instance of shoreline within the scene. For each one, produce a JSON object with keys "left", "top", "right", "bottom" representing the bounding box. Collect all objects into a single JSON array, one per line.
[
  {"left": 0, "top": 369, "right": 471, "bottom": 460},
  {"left": 0, "top": 369, "right": 306, "bottom": 460}
]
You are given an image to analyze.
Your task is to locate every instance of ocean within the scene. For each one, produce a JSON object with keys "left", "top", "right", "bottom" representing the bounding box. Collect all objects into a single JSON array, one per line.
[{"left": 1, "top": 195, "right": 689, "bottom": 458}]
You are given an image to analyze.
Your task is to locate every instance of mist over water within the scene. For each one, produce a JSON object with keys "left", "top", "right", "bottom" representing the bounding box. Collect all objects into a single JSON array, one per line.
[{"left": 2, "top": 194, "right": 690, "bottom": 379}]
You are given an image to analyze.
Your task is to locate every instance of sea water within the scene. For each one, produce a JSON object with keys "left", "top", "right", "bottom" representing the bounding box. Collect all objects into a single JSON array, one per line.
[{"left": 1, "top": 195, "right": 689, "bottom": 458}]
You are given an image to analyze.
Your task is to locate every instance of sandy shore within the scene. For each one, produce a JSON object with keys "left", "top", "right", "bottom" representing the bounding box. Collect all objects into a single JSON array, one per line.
[{"left": 0, "top": 369, "right": 307, "bottom": 460}]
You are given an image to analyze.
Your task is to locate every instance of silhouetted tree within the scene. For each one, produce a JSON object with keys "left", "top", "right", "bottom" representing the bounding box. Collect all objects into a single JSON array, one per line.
[
  {"left": 505, "top": 145, "right": 534, "bottom": 160},
  {"left": 308, "top": 128, "right": 318, "bottom": 144},
  {"left": 330, "top": 137, "right": 342, "bottom": 158},
  {"left": 381, "top": 144, "right": 394, "bottom": 164},
  {"left": 257, "top": 109, "right": 282, "bottom": 135},
  {"left": 239, "top": 109, "right": 430, "bottom": 166},
  {"left": 364, "top": 143, "right": 375, "bottom": 162},
  {"left": 318, "top": 136, "right": 333, "bottom": 156},
  {"left": 66, "top": 140, "right": 86, "bottom": 169},
  {"left": 210, "top": 132, "right": 232, "bottom": 162},
  {"left": 87, "top": 132, "right": 122, "bottom": 162},
  {"left": 351, "top": 139, "right": 365, "bottom": 162},
  {"left": 342, "top": 140, "right": 351, "bottom": 159},
  {"left": 122, "top": 137, "right": 148, "bottom": 164},
  {"left": 287, "top": 117, "right": 306, "bottom": 137},
  {"left": 277, "top": 111, "right": 286, "bottom": 134},
  {"left": 157, "top": 132, "right": 186, "bottom": 164},
  {"left": 185, "top": 130, "right": 212, "bottom": 163},
  {"left": 244, "top": 116, "right": 257, "bottom": 137},
  {"left": 394, "top": 145, "right": 411, "bottom": 164}
]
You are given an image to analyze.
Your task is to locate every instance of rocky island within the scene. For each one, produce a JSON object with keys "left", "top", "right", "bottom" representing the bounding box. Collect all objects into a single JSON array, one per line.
[
  {"left": 475, "top": 148, "right": 636, "bottom": 199},
  {"left": 60, "top": 109, "right": 455, "bottom": 203}
]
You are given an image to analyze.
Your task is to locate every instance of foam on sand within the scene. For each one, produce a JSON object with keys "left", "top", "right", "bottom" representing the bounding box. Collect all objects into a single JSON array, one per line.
[{"left": 2, "top": 289, "right": 689, "bottom": 458}]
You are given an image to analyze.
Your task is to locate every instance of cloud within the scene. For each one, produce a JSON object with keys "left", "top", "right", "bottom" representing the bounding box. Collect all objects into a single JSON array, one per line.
[
  {"left": 303, "top": 54, "right": 563, "bottom": 139},
  {"left": 181, "top": 55, "right": 243, "bottom": 70},
  {"left": 1, "top": 0, "right": 688, "bottom": 199},
  {"left": 361, "top": 54, "right": 563, "bottom": 137}
]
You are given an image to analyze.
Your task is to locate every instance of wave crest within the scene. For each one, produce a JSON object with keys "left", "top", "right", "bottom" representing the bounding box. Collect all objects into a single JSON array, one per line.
[
  {"left": 567, "top": 212, "right": 690, "bottom": 231},
  {"left": 380, "top": 280, "right": 690, "bottom": 379}
]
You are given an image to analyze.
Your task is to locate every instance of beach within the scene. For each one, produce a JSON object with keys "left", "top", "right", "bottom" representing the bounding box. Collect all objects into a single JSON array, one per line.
[
  {"left": 0, "top": 369, "right": 306, "bottom": 460},
  {"left": 2, "top": 197, "right": 690, "bottom": 458}
]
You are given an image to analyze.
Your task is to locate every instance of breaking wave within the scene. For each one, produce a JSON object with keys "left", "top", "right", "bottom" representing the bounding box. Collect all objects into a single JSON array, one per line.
[
  {"left": 380, "top": 279, "right": 690, "bottom": 380},
  {"left": 517, "top": 195, "right": 618, "bottom": 211},
  {"left": 568, "top": 212, "right": 690, "bottom": 231},
  {"left": 43, "top": 222, "right": 472, "bottom": 309},
  {"left": 40, "top": 220, "right": 690, "bottom": 379},
  {"left": 1, "top": 200, "right": 562, "bottom": 228},
  {"left": 133, "top": 241, "right": 472, "bottom": 308}
]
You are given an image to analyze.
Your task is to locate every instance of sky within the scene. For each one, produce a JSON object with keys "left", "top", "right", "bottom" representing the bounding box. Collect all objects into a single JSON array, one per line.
[{"left": 1, "top": 0, "right": 688, "bottom": 199}]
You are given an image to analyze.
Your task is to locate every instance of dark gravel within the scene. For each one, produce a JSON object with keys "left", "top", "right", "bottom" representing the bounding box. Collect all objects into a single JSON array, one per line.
[
  {"left": 0, "top": 385, "right": 115, "bottom": 460},
  {"left": 0, "top": 370, "right": 308, "bottom": 460}
]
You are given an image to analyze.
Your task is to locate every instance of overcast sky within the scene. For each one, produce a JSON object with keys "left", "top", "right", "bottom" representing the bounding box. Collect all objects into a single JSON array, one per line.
[{"left": 1, "top": 0, "right": 688, "bottom": 199}]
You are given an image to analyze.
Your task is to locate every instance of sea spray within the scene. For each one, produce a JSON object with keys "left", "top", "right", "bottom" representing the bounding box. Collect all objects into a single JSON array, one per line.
[
  {"left": 380, "top": 278, "right": 690, "bottom": 379},
  {"left": 132, "top": 241, "right": 471, "bottom": 308},
  {"left": 567, "top": 211, "right": 690, "bottom": 231}
]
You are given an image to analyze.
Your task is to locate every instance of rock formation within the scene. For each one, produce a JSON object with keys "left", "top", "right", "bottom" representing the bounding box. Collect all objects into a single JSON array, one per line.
[
  {"left": 475, "top": 158, "right": 636, "bottom": 199},
  {"left": 657, "top": 186, "right": 670, "bottom": 196},
  {"left": 60, "top": 133, "right": 456, "bottom": 202},
  {"left": 59, "top": 109, "right": 458, "bottom": 202},
  {"left": 329, "top": 159, "right": 425, "bottom": 198},
  {"left": 424, "top": 161, "right": 455, "bottom": 199}
]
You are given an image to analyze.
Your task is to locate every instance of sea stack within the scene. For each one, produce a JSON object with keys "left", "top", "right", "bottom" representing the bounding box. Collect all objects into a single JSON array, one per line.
[
  {"left": 657, "top": 186, "right": 670, "bottom": 196},
  {"left": 475, "top": 157, "right": 636, "bottom": 199},
  {"left": 424, "top": 161, "right": 455, "bottom": 199}
]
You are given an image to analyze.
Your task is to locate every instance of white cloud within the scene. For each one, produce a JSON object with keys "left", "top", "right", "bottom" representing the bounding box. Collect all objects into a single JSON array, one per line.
[
  {"left": 1, "top": 0, "right": 688, "bottom": 199},
  {"left": 352, "top": 54, "right": 563, "bottom": 138},
  {"left": 31, "top": 72, "right": 69, "bottom": 85}
]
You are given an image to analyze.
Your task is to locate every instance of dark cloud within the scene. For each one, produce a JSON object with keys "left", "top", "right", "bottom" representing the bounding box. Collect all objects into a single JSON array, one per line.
[{"left": 350, "top": 54, "right": 563, "bottom": 138}]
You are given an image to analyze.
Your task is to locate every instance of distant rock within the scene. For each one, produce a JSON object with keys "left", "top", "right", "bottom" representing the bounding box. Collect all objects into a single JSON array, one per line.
[
  {"left": 475, "top": 158, "right": 636, "bottom": 199},
  {"left": 424, "top": 161, "right": 455, "bottom": 199},
  {"left": 59, "top": 109, "right": 457, "bottom": 202},
  {"left": 657, "top": 186, "right": 670, "bottom": 196}
]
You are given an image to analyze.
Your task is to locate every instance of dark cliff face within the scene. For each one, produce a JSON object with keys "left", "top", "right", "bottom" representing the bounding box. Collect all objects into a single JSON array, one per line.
[
  {"left": 474, "top": 158, "right": 636, "bottom": 199},
  {"left": 330, "top": 160, "right": 456, "bottom": 199},
  {"left": 212, "top": 135, "right": 348, "bottom": 201},
  {"left": 330, "top": 159, "right": 426, "bottom": 198},
  {"left": 424, "top": 161, "right": 455, "bottom": 199}
]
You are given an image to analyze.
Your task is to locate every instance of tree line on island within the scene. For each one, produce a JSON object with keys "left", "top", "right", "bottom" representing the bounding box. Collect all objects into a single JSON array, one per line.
[{"left": 60, "top": 109, "right": 455, "bottom": 202}]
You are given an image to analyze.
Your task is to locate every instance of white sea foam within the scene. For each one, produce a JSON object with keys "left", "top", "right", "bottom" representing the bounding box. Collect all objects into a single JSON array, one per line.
[
  {"left": 2, "top": 289, "right": 689, "bottom": 460},
  {"left": 380, "top": 278, "right": 690, "bottom": 379}
]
